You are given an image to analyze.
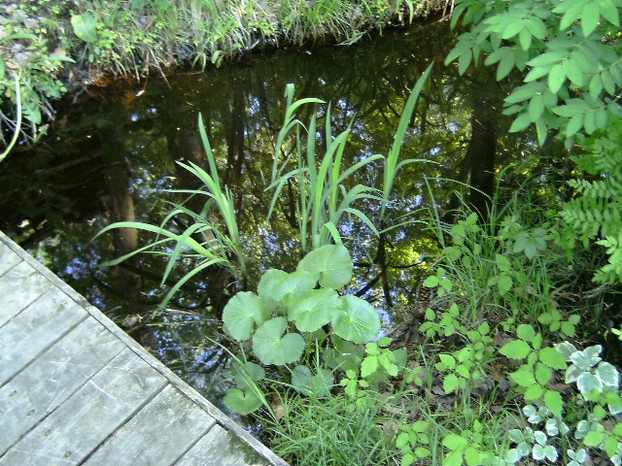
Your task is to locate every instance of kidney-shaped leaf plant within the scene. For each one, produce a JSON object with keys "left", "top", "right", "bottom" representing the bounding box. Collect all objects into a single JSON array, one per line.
[
  {"left": 252, "top": 317, "right": 306, "bottom": 365},
  {"left": 222, "top": 244, "right": 384, "bottom": 414},
  {"left": 297, "top": 244, "right": 353, "bottom": 289},
  {"left": 332, "top": 294, "right": 381, "bottom": 344},
  {"left": 222, "top": 291, "right": 269, "bottom": 341}
]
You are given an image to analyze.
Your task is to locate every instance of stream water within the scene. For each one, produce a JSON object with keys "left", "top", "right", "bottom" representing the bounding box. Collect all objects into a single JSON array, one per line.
[{"left": 0, "top": 22, "right": 551, "bottom": 410}]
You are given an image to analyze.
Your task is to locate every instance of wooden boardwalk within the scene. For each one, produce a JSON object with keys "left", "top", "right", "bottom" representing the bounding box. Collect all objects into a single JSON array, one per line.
[{"left": 0, "top": 231, "right": 288, "bottom": 466}]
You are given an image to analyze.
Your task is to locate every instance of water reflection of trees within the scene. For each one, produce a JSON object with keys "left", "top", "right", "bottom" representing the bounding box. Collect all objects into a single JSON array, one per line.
[{"left": 0, "top": 22, "right": 546, "bottom": 403}]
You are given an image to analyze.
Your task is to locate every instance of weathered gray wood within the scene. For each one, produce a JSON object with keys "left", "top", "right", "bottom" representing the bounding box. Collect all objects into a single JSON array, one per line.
[
  {"left": 0, "top": 260, "right": 53, "bottom": 327},
  {"left": 84, "top": 384, "right": 216, "bottom": 465},
  {"left": 0, "top": 290, "right": 88, "bottom": 386},
  {"left": 0, "top": 230, "right": 289, "bottom": 466},
  {"left": 0, "top": 318, "right": 126, "bottom": 456},
  {"left": 0, "top": 348, "right": 168, "bottom": 465},
  {"left": 0, "top": 241, "right": 21, "bottom": 276},
  {"left": 177, "top": 424, "right": 270, "bottom": 466}
]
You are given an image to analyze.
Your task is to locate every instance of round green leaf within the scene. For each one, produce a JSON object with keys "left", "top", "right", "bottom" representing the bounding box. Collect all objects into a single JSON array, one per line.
[
  {"left": 288, "top": 288, "right": 339, "bottom": 332},
  {"left": 297, "top": 244, "right": 353, "bottom": 289},
  {"left": 231, "top": 361, "right": 265, "bottom": 389},
  {"left": 71, "top": 13, "right": 98, "bottom": 43},
  {"left": 222, "top": 291, "right": 269, "bottom": 341},
  {"left": 332, "top": 295, "right": 380, "bottom": 344},
  {"left": 223, "top": 388, "right": 263, "bottom": 415},
  {"left": 252, "top": 317, "right": 305, "bottom": 365},
  {"left": 258, "top": 269, "right": 316, "bottom": 305}
]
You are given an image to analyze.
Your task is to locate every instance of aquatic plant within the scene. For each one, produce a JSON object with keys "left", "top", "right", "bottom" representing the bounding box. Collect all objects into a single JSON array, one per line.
[
  {"left": 96, "top": 113, "right": 245, "bottom": 309},
  {"left": 268, "top": 64, "right": 433, "bottom": 251},
  {"left": 221, "top": 244, "right": 391, "bottom": 414}
]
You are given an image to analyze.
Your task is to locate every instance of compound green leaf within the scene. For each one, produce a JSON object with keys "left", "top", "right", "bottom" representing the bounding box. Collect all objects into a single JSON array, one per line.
[
  {"left": 566, "top": 113, "right": 584, "bottom": 138},
  {"left": 599, "top": 0, "right": 620, "bottom": 26},
  {"left": 465, "top": 446, "right": 483, "bottom": 466},
  {"left": 548, "top": 64, "right": 566, "bottom": 94},
  {"left": 297, "top": 244, "right": 353, "bottom": 289},
  {"left": 564, "top": 60, "right": 584, "bottom": 87},
  {"left": 559, "top": 2, "right": 584, "bottom": 30},
  {"left": 518, "top": 28, "right": 532, "bottom": 51},
  {"left": 535, "top": 362, "right": 553, "bottom": 385},
  {"left": 539, "top": 347, "right": 568, "bottom": 369},
  {"left": 517, "top": 324, "right": 537, "bottom": 342},
  {"left": 528, "top": 94, "right": 545, "bottom": 121},
  {"left": 589, "top": 74, "right": 604, "bottom": 100},
  {"left": 332, "top": 295, "right": 380, "bottom": 344},
  {"left": 443, "top": 373, "right": 459, "bottom": 393},
  {"left": 458, "top": 48, "right": 473, "bottom": 75},
  {"left": 527, "top": 52, "right": 565, "bottom": 68},
  {"left": 581, "top": 3, "right": 600, "bottom": 36},
  {"left": 222, "top": 291, "right": 269, "bottom": 341},
  {"left": 501, "top": 20, "right": 524, "bottom": 40},
  {"left": 583, "top": 430, "right": 606, "bottom": 447},
  {"left": 500, "top": 340, "right": 532, "bottom": 359},
  {"left": 509, "top": 112, "right": 532, "bottom": 133},
  {"left": 524, "top": 383, "right": 544, "bottom": 400},
  {"left": 361, "top": 355, "right": 379, "bottom": 378},
  {"left": 525, "top": 17, "right": 547, "bottom": 39},
  {"left": 497, "top": 275, "right": 513, "bottom": 295},
  {"left": 443, "top": 433, "right": 468, "bottom": 451},
  {"left": 497, "top": 50, "right": 516, "bottom": 80},
  {"left": 252, "top": 317, "right": 305, "bottom": 365}
]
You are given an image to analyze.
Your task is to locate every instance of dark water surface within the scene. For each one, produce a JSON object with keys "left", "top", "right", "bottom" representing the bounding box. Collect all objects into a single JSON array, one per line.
[{"left": 0, "top": 22, "right": 545, "bottom": 408}]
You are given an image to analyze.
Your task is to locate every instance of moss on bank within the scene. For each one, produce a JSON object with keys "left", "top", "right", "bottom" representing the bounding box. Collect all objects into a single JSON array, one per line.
[{"left": 0, "top": 0, "right": 448, "bottom": 155}]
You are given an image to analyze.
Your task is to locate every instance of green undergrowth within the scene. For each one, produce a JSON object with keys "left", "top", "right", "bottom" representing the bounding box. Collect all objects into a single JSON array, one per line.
[
  {"left": 0, "top": 0, "right": 446, "bottom": 155},
  {"left": 237, "top": 198, "right": 622, "bottom": 465},
  {"left": 93, "top": 60, "right": 622, "bottom": 463}
]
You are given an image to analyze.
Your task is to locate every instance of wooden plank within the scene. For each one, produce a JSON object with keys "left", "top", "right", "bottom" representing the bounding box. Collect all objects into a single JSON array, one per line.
[
  {"left": 0, "top": 318, "right": 126, "bottom": 456},
  {"left": 84, "top": 384, "right": 216, "bottom": 465},
  {"left": 0, "top": 290, "right": 88, "bottom": 386},
  {"left": 0, "top": 348, "right": 168, "bottom": 465},
  {"left": 0, "top": 260, "right": 53, "bottom": 327},
  {"left": 177, "top": 424, "right": 271, "bottom": 466},
  {"left": 0, "top": 241, "right": 21, "bottom": 276}
]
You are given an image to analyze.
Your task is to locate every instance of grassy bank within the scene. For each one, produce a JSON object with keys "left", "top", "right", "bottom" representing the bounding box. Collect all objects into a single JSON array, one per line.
[{"left": 0, "top": 0, "right": 447, "bottom": 157}]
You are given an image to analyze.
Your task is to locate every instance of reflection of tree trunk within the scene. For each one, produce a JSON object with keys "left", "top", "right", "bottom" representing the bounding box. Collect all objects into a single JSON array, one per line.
[
  {"left": 163, "top": 99, "right": 237, "bottom": 317},
  {"left": 444, "top": 76, "right": 498, "bottom": 223},
  {"left": 105, "top": 156, "right": 144, "bottom": 297},
  {"left": 224, "top": 88, "right": 246, "bottom": 189},
  {"left": 466, "top": 91, "right": 496, "bottom": 218}
]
